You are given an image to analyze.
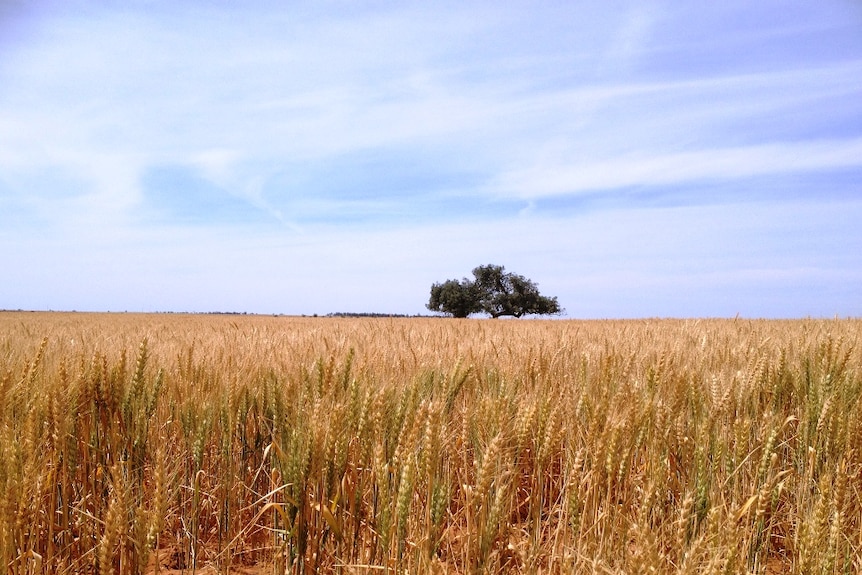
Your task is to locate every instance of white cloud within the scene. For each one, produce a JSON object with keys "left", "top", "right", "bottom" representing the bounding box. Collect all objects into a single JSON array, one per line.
[{"left": 496, "top": 138, "right": 862, "bottom": 199}]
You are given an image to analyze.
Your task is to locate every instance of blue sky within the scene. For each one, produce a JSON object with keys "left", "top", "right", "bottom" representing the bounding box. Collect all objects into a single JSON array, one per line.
[{"left": 1, "top": 1, "right": 861, "bottom": 317}]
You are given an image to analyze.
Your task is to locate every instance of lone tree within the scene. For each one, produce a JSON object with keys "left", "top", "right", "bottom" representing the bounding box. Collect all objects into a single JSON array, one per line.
[{"left": 427, "top": 264, "right": 562, "bottom": 318}]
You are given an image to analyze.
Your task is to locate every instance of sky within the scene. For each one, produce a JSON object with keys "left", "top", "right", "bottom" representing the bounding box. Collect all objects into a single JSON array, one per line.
[{"left": 1, "top": 0, "right": 861, "bottom": 318}]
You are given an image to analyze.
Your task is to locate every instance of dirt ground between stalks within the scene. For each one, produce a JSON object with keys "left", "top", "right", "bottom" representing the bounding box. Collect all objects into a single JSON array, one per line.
[{"left": 145, "top": 547, "right": 270, "bottom": 575}]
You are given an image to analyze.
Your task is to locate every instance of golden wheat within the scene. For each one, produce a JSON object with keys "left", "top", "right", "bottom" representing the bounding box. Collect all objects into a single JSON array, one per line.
[{"left": 0, "top": 312, "right": 860, "bottom": 574}]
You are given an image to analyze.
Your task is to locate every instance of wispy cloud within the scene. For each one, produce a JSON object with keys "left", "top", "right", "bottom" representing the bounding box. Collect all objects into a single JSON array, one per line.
[{"left": 497, "top": 138, "right": 862, "bottom": 199}]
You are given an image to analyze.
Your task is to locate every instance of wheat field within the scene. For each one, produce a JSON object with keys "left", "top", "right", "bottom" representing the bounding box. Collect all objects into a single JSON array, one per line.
[{"left": 0, "top": 312, "right": 860, "bottom": 574}]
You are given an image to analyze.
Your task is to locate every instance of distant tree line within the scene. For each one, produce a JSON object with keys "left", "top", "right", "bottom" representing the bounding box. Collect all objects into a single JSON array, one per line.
[{"left": 325, "top": 312, "right": 435, "bottom": 318}]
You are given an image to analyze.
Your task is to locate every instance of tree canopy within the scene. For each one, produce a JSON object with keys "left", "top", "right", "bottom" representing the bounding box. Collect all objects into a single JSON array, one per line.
[{"left": 427, "top": 264, "right": 562, "bottom": 318}]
